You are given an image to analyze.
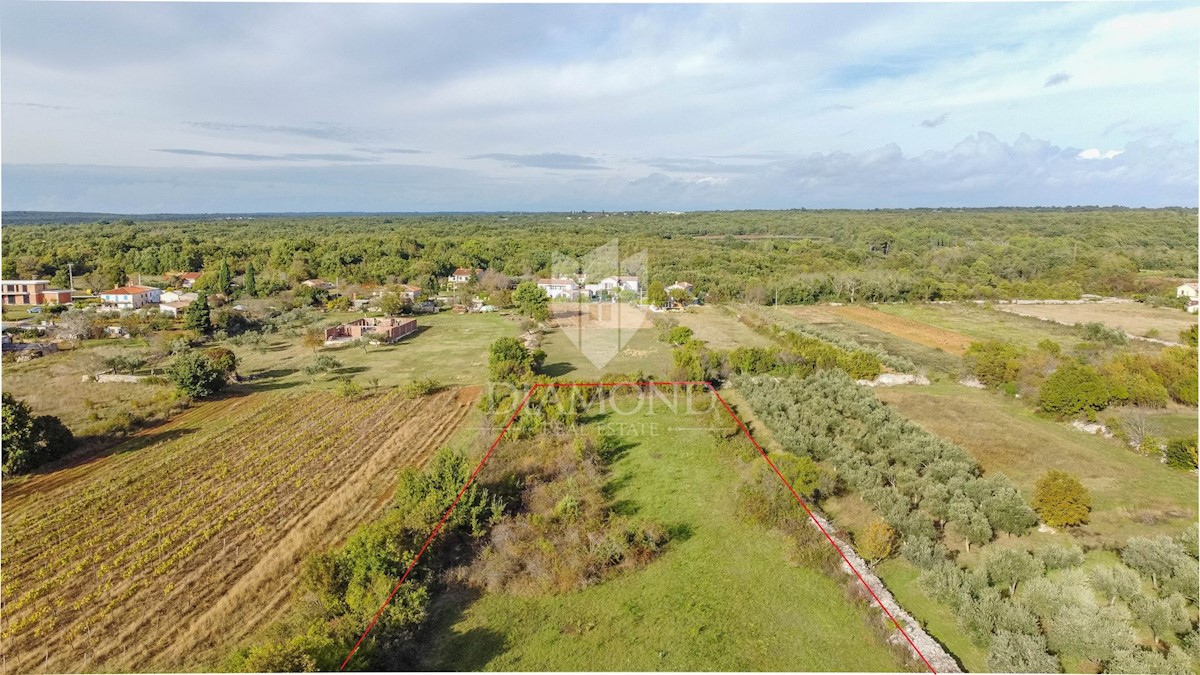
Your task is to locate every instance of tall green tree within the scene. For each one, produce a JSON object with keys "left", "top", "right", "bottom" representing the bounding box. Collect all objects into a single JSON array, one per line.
[
  {"left": 646, "top": 281, "right": 668, "bottom": 308},
  {"left": 184, "top": 292, "right": 212, "bottom": 333},
  {"left": 512, "top": 281, "right": 550, "bottom": 322},
  {"left": 244, "top": 262, "right": 257, "bottom": 297},
  {"left": 218, "top": 259, "right": 233, "bottom": 295}
]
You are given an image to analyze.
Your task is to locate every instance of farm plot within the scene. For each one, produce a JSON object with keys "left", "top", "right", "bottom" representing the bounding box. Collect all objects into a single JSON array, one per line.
[
  {"left": 0, "top": 386, "right": 481, "bottom": 673},
  {"left": 828, "top": 305, "right": 974, "bottom": 355},
  {"left": 996, "top": 301, "right": 1197, "bottom": 342}
]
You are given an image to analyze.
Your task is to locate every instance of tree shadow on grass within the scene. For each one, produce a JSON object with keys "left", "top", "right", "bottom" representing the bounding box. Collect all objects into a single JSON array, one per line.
[
  {"left": 541, "top": 361, "right": 577, "bottom": 378},
  {"left": 403, "top": 583, "right": 510, "bottom": 671}
]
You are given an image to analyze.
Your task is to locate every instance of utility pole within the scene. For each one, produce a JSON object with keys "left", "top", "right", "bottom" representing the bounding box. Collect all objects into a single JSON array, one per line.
[{"left": 68, "top": 262, "right": 74, "bottom": 290}]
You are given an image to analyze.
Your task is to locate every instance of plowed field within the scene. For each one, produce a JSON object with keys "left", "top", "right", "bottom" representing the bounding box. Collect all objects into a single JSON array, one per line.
[{"left": 1, "top": 386, "right": 480, "bottom": 672}]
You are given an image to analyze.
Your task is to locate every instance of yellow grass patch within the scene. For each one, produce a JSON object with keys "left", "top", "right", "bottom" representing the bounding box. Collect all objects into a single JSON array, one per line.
[{"left": 829, "top": 305, "right": 975, "bottom": 355}]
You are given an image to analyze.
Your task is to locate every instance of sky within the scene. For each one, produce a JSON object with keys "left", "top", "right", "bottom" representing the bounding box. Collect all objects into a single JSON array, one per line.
[{"left": 1, "top": 1, "right": 1197, "bottom": 213}]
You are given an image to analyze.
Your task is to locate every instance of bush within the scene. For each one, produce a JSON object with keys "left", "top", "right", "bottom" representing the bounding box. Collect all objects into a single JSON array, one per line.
[
  {"left": 857, "top": 519, "right": 896, "bottom": 565},
  {"left": 1032, "top": 470, "right": 1091, "bottom": 528},
  {"left": 488, "top": 337, "right": 545, "bottom": 383},
  {"left": 964, "top": 340, "right": 1025, "bottom": 387},
  {"left": 167, "top": 350, "right": 227, "bottom": 399},
  {"left": 2, "top": 393, "right": 75, "bottom": 475},
  {"left": 1078, "top": 321, "right": 1127, "bottom": 346},
  {"left": 1038, "top": 361, "right": 1109, "bottom": 416},
  {"left": 1164, "top": 437, "right": 1198, "bottom": 470},
  {"left": 402, "top": 378, "right": 443, "bottom": 398}
]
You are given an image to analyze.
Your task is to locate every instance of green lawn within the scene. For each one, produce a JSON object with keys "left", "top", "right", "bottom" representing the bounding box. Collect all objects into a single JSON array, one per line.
[
  {"left": 876, "top": 383, "right": 1198, "bottom": 547},
  {"left": 419, "top": 401, "right": 911, "bottom": 671},
  {"left": 229, "top": 311, "right": 518, "bottom": 391},
  {"left": 537, "top": 319, "right": 675, "bottom": 380}
]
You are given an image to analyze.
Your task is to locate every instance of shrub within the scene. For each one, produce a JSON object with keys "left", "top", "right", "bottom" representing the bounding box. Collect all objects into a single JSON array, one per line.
[
  {"left": 665, "top": 325, "right": 694, "bottom": 346},
  {"left": 857, "top": 519, "right": 896, "bottom": 565},
  {"left": 167, "top": 350, "right": 227, "bottom": 399},
  {"left": 1078, "top": 321, "right": 1127, "bottom": 346},
  {"left": 488, "top": 337, "right": 544, "bottom": 383},
  {"left": 1164, "top": 436, "right": 1198, "bottom": 470},
  {"left": 2, "top": 394, "right": 75, "bottom": 475},
  {"left": 964, "top": 340, "right": 1025, "bottom": 387},
  {"left": 1032, "top": 470, "right": 1091, "bottom": 527},
  {"left": 335, "top": 377, "right": 363, "bottom": 399},
  {"left": 1038, "top": 362, "right": 1109, "bottom": 416},
  {"left": 402, "top": 378, "right": 443, "bottom": 398}
]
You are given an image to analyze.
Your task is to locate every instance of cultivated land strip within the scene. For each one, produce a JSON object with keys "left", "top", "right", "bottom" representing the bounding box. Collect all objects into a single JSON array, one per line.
[
  {"left": 0, "top": 386, "right": 480, "bottom": 673},
  {"left": 829, "top": 305, "right": 974, "bottom": 355}
]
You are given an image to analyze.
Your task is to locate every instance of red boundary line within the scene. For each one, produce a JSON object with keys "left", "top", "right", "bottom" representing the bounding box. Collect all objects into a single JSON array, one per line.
[{"left": 339, "top": 381, "right": 938, "bottom": 673}]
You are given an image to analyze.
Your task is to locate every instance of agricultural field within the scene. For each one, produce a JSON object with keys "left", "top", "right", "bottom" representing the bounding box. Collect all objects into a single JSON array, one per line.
[
  {"left": 770, "top": 306, "right": 963, "bottom": 376},
  {"left": 827, "top": 305, "right": 974, "bottom": 356},
  {"left": 231, "top": 311, "right": 517, "bottom": 391},
  {"left": 0, "top": 386, "right": 482, "bottom": 673},
  {"left": 416, "top": 396, "right": 912, "bottom": 671},
  {"left": 997, "top": 302, "right": 1197, "bottom": 342},
  {"left": 875, "top": 303, "right": 1104, "bottom": 351},
  {"left": 876, "top": 383, "right": 1198, "bottom": 548}
]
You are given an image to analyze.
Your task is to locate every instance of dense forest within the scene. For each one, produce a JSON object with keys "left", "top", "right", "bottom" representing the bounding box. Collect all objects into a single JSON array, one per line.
[{"left": 2, "top": 209, "right": 1196, "bottom": 304}]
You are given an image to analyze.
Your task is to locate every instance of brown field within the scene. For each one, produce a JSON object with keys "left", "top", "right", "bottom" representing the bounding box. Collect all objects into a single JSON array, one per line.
[
  {"left": 996, "top": 302, "right": 1197, "bottom": 341},
  {"left": 827, "top": 305, "right": 974, "bottom": 355},
  {"left": 0, "top": 386, "right": 481, "bottom": 673}
]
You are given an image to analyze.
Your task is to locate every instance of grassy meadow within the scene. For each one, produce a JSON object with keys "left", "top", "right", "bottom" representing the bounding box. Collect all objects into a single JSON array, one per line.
[{"left": 417, "top": 400, "right": 912, "bottom": 672}]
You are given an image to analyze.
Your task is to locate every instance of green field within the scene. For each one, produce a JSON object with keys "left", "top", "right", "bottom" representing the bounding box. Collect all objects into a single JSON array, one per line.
[
  {"left": 230, "top": 311, "right": 518, "bottom": 391},
  {"left": 537, "top": 319, "right": 674, "bottom": 380},
  {"left": 876, "top": 383, "right": 1198, "bottom": 548},
  {"left": 417, "top": 400, "right": 911, "bottom": 671}
]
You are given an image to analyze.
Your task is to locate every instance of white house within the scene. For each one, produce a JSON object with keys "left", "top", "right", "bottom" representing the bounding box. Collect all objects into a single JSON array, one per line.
[
  {"left": 449, "top": 268, "right": 482, "bottom": 286},
  {"left": 537, "top": 278, "right": 580, "bottom": 300},
  {"left": 160, "top": 290, "right": 198, "bottom": 304},
  {"left": 99, "top": 285, "right": 161, "bottom": 310},
  {"left": 1176, "top": 283, "right": 1199, "bottom": 299},
  {"left": 159, "top": 300, "right": 193, "bottom": 318},
  {"left": 598, "top": 276, "right": 640, "bottom": 294}
]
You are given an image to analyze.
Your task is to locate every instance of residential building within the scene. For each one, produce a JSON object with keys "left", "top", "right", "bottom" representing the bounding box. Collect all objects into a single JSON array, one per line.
[
  {"left": 159, "top": 301, "right": 193, "bottom": 318},
  {"left": 1, "top": 280, "right": 73, "bottom": 306},
  {"left": 1176, "top": 283, "right": 1199, "bottom": 299},
  {"left": 160, "top": 290, "right": 199, "bottom": 304},
  {"left": 449, "top": 268, "right": 483, "bottom": 286},
  {"left": 302, "top": 278, "right": 333, "bottom": 290},
  {"left": 537, "top": 278, "right": 581, "bottom": 300},
  {"left": 397, "top": 284, "right": 422, "bottom": 301},
  {"left": 324, "top": 317, "right": 418, "bottom": 343},
  {"left": 99, "top": 285, "right": 162, "bottom": 309},
  {"left": 598, "top": 275, "right": 640, "bottom": 294},
  {"left": 164, "top": 271, "right": 203, "bottom": 288}
]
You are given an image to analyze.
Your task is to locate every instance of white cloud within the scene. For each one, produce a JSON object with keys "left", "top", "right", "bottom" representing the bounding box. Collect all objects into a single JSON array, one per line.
[{"left": 1078, "top": 149, "right": 1125, "bottom": 160}]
